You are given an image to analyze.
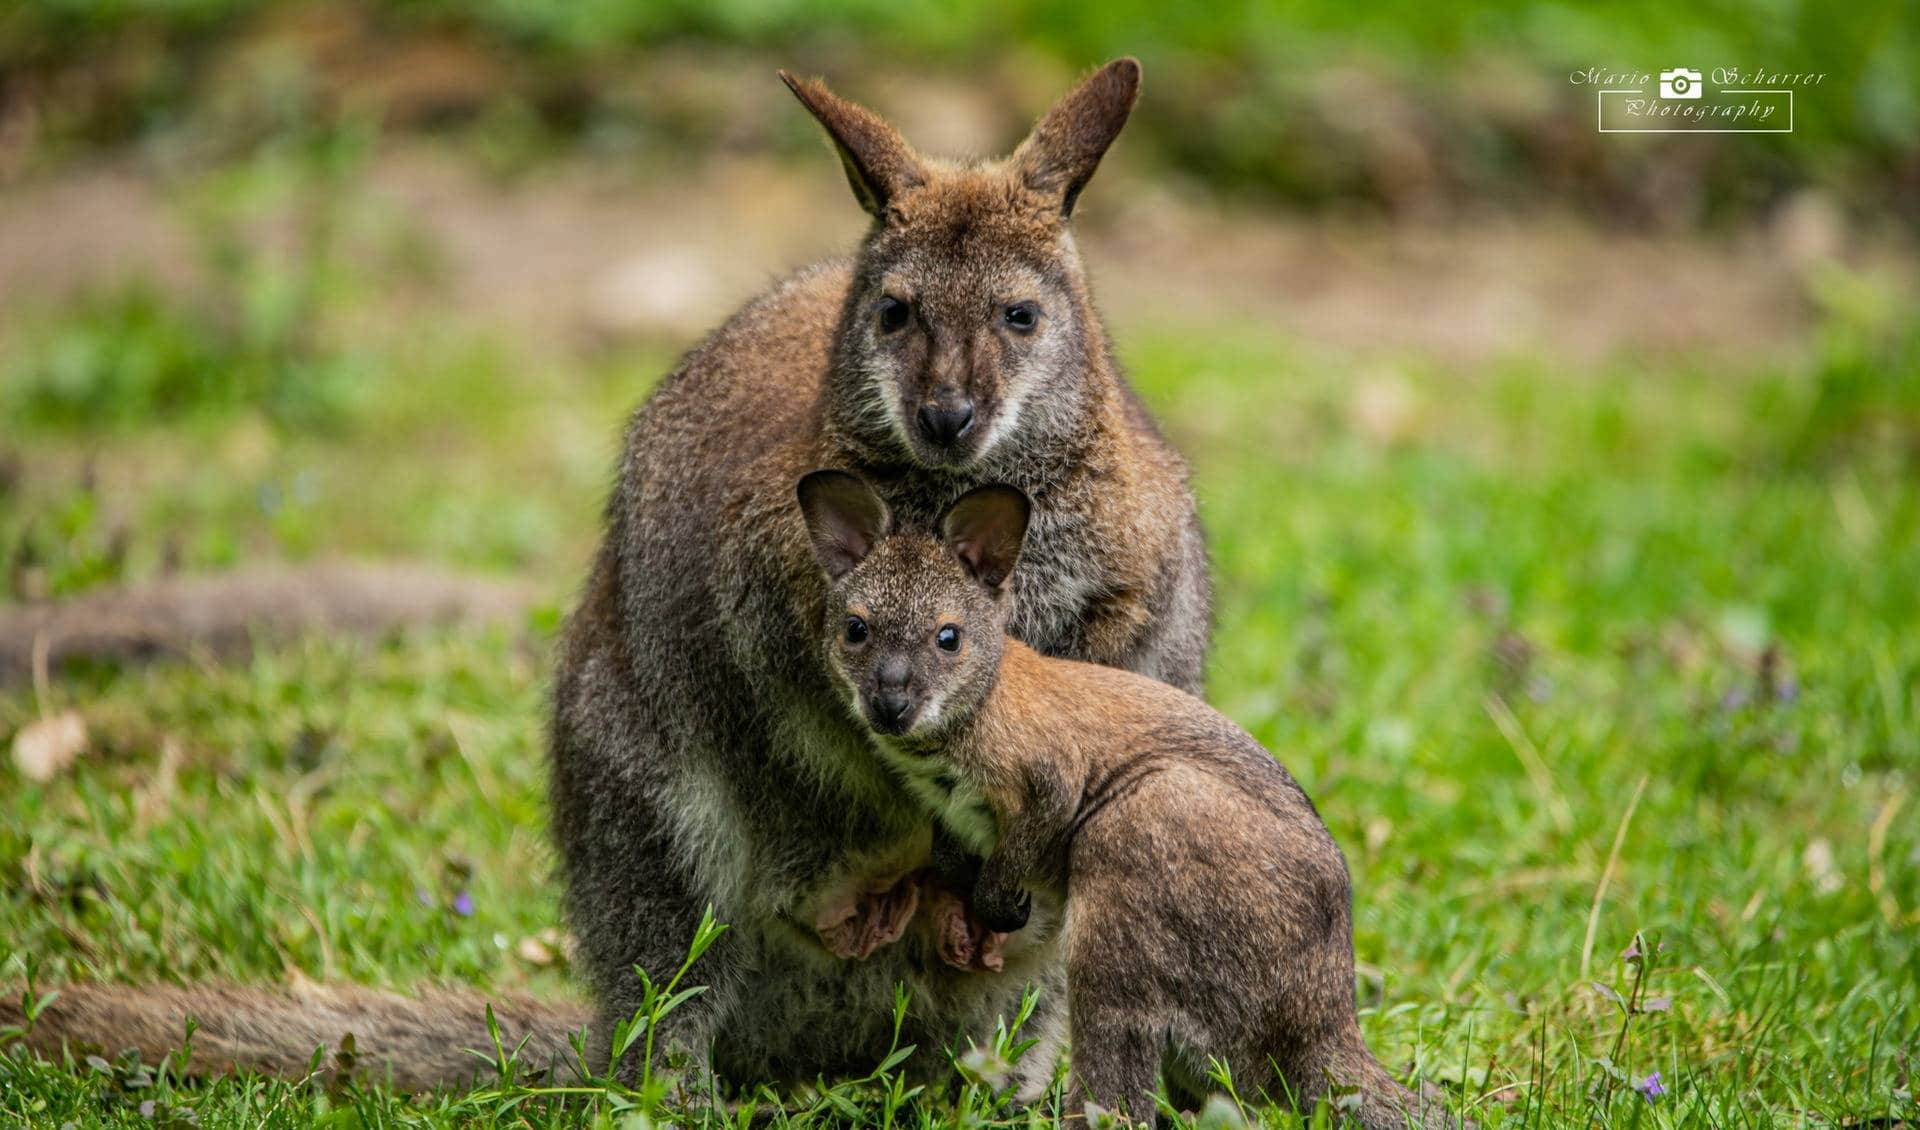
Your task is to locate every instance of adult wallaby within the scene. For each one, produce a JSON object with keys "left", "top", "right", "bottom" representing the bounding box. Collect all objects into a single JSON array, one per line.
[
  {"left": 5, "top": 62, "right": 1210, "bottom": 1096},
  {"left": 795, "top": 469, "right": 1451, "bottom": 1128},
  {"left": 550, "top": 57, "right": 1209, "bottom": 1091}
]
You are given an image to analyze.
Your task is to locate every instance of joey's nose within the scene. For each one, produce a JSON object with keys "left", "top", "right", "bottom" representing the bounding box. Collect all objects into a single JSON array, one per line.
[
  {"left": 873, "top": 691, "right": 911, "bottom": 727},
  {"left": 871, "top": 657, "right": 913, "bottom": 729},
  {"left": 917, "top": 400, "right": 975, "bottom": 446}
]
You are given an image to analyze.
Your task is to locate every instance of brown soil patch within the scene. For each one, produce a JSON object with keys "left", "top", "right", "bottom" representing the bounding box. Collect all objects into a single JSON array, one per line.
[{"left": 0, "top": 148, "right": 1911, "bottom": 367}]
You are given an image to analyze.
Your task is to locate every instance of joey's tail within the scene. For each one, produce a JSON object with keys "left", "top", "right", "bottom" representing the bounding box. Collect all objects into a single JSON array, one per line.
[{"left": 2, "top": 982, "right": 593, "bottom": 1091}]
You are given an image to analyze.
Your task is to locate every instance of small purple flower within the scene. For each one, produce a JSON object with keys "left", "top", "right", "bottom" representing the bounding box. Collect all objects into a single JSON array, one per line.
[
  {"left": 452, "top": 891, "right": 475, "bottom": 917},
  {"left": 1636, "top": 1071, "right": 1665, "bottom": 1101}
]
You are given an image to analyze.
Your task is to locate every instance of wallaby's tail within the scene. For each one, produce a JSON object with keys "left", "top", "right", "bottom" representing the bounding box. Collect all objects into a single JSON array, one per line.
[{"left": 1, "top": 982, "right": 593, "bottom": 1092}]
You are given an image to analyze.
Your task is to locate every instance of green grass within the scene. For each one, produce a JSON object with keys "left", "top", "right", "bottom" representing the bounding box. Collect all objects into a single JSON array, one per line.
[{"left": 3, "top": 260, "right": 1918, "bottom": 1127}]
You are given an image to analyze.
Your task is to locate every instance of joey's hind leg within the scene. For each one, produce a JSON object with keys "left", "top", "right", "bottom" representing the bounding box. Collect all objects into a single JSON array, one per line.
[{"left": 1069, "top": 1007, "right": 1165, "bottom": 1125}]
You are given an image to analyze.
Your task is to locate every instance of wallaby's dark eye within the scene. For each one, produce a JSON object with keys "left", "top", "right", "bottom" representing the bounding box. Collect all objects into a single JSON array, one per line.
[
  {"left": 935, "top": 625, "right": 961, "bottom": 652},
  {"left": 877, "top": 297, "right": 910, "bottom": 333},
  {"left": 845, "top": 616, "right": 869, "bottom": 645},
  {"left": 1003, "top": 303, "right": 1039, "bottom": 332}
]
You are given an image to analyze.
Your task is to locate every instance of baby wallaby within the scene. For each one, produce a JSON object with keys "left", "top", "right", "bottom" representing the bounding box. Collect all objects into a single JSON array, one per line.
[{"left": 796, "top": 468, "right": 1456, "bottom": 1128}]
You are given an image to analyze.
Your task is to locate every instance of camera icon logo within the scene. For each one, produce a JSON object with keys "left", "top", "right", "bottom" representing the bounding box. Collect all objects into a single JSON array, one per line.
[{"left": 1659, "top": 68, "right": 1704, "bottom": 99}]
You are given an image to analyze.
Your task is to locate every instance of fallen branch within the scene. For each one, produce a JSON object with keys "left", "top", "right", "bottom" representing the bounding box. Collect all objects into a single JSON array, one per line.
[{"left": 0, "top": 561, "right": 539, "bottom": 687}]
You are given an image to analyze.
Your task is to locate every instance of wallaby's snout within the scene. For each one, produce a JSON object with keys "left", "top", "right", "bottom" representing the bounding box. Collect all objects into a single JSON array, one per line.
[
  {"left": 868, "top": 654, "right": 917, "bottom": 733},
  {"left": 883, "top": 296, "right": 1029, "bottom": 466},
  {"left": 917, "top": 391, "right": 975, "bottom": 448},
  {"left": 869, "top": 695, "right": 913, "bottom": 732}
]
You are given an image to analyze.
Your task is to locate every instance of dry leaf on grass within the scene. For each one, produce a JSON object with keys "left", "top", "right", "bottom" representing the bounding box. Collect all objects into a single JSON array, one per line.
[
  {"left": 515, "top": 928, "right": 569, "bottom": 967},
  {"left": 13, "top": 710, "right": 88, "bottom": 782}
]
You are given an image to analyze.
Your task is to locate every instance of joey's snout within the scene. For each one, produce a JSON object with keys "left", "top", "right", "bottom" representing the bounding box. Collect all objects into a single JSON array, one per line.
[
  {"left": 870, "top": 690, "right": 912, "bottom": 730},
  {"left": 865, "top": 654, "right": 920, "bottom": 735},
  {"left": 917, "top": 391, "right": 975, "bottom": 448}
]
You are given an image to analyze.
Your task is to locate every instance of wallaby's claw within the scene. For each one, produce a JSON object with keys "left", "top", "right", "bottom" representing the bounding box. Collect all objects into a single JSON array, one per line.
[{"left": 975, "top": 887, "right": 1031, "bottom": 934}]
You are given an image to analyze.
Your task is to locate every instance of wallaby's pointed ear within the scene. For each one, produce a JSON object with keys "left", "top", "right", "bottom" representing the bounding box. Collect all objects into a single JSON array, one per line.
[
  {"left": 1012, "top": 57, "right": 1140, "bottom": 219},
  {"left": 798, "top": 470, "right": 891, "bottom": 581},
  {"left": 940, "top": 484, "right": 1032, "bottom": 591},
  {"left": 780, "top": 70, "right": 926, "bottom": 218}
]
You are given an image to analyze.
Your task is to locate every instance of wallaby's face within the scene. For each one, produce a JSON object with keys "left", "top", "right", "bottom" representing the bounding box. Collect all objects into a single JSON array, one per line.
[
  {"left": 797, "top": 471, "right": 1030, "bottom": 739},
  {"left": 842, "top": 193, "right": 1079, "bottom": 468},
  {"left": 782, "top": 61, "right": 1141, "bottom": 469},
  {"left": 828, "top": 538, "right": 1005, "bottom": 739}
]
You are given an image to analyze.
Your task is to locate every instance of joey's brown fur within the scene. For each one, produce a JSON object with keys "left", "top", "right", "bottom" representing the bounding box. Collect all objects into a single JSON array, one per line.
[
  {"left": 798, "top": 471, "right": 1457, "bottom": 1128},
  {"left": 7, "top": 62, "right": 1211, "bottom": 1096}
]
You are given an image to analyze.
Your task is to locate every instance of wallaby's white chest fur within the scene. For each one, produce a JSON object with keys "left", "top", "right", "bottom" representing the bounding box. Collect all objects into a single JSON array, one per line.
[{"left": 874, "top": 741, "right": 998, "bottom": 854}]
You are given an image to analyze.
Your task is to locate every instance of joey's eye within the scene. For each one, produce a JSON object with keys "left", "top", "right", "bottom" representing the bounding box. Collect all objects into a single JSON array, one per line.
[
  {"left": 935, "top": 625, "right": 961, "bottom": 652},
  {"left": 845, "top": 616, "right": 869, "bottom": 645},
  {"left": 1002, "top": 303, "right": 1039, "bottom": 332},
  {"left": 877, "top": 297, "right": 910, "bottom": 333}
]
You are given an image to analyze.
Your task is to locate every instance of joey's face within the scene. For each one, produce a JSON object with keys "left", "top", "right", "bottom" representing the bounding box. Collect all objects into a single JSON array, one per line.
[
  {"left": 798, "top": 470, "right": 1032, "bottom": 745},
  {"left": 825, "top": 537, "right": 1009, "bottom": 740},
  {"left": 843, "top": 176, "right": 1087, "bottom": 469}
]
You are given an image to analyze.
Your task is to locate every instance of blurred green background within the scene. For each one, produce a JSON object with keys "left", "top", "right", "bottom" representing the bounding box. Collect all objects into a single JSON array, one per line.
[
  {"left": 3, "top": 2, "right": 1917, "bottom": 1126},
  {"left": 3, "top": 0, "right": 1917, "bottom": 219}
]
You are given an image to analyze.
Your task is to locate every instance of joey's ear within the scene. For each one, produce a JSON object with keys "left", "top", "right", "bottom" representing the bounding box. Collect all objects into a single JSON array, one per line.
[
  {"left": 797, "top": 470, "right": 892, "bottom": 580},
  {"left": 779, "top": 71, "right": 926, "bottom": 218},
  {"left": 940, "top": 484, "right": 1031, "bottom": 591},
  {"left": 1011, "top": 57, "right": 1140, "bottom": 219}
]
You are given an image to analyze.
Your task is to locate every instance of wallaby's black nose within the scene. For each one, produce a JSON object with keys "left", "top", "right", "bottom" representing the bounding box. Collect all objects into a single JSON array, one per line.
[
  {"left": 917, "top": 400, "right": 975, "bottom": 446},
  {"left": 873, "top": 691, "right": 911, "bottom": 727},
  {"left": 871, "top": 657, "right": 913, "bottom": 729}
]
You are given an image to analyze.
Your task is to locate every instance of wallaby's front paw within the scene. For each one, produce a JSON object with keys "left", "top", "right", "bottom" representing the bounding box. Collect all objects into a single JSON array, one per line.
[
  {"left": 815, "top": 872, "right": 922, "bottom": 959},
  {"left": 922, "top": 882, "right": 1010, "bottom": 972}
]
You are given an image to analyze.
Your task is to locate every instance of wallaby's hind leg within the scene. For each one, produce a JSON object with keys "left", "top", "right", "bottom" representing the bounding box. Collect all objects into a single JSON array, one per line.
[
  {"left": 549, "top": 636, "right": 732, "bottom": 1090},
  {"left": 1009, "top": 976, "right": 1069, "bottom": 1108},
  {"left": 1068, "top": 1009, "right": 1164, "bottom": 1125},
  {"left": 1287, "top": 1032, "right": 1462, "bottom": 1130}
]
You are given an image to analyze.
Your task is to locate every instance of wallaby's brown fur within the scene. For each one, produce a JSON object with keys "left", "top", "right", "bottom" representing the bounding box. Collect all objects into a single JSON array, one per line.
[
  {"left": 6, "top": 62, "right": 1212, "bottom": 1097},
  {"left": 0, "top": 982, "right": 588, "bottom": 1092},
  {"left": 797, "top": 471, "right": 1458, "bottom": 1128}
]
